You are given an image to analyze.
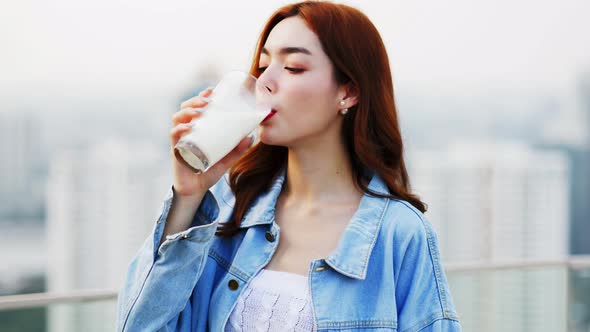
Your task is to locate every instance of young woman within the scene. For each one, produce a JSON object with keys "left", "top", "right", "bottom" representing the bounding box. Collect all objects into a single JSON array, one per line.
[{"left": 117, "top": 1, "right": 461, "bottom": 331}]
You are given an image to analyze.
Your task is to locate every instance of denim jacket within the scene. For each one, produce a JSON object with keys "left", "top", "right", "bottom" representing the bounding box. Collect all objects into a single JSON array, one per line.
[{"left": 117, "top": 168, "right": 461, "bottom": 331}]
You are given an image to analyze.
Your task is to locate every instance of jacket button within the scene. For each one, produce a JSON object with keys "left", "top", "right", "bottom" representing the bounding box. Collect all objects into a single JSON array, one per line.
[
  {"left": 228, "top": 279, "right": 239, "bottom": 290},
  {"left": 265, "top": 231, "right": 275, "bottom": 242},
  {"left": 314, "top": 266, "right": 327, "bottom": 272}
]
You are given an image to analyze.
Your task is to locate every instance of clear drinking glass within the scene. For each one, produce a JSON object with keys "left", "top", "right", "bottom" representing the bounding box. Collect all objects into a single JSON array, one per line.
[{"left": 174, "top": 71, "right": 272, "bottom": 173}]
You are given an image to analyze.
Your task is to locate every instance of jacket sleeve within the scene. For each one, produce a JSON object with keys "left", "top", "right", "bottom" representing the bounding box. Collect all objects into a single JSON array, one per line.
[
  {"left": 414, "top": 318, "right": 462, "bottom": 331},
  {"left": 392, "top": 205, "right": 462, "bottom": 332},
  {"left": 116, "top": 185, "right": 221, "bottom": 331}
]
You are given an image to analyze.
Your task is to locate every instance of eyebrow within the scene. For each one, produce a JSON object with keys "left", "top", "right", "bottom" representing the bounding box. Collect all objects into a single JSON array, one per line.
[{"left": 260, "top": 46, "right": 313, "bottom": 56}]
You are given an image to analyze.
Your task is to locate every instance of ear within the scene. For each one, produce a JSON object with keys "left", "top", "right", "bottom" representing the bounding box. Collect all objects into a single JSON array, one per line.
[{"left": 337, "top": 82, "right": 359, "bottom": 109}]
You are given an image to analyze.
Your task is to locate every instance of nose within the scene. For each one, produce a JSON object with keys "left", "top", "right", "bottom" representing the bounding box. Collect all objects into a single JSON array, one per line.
[{"left": 257, "top": 70, "right": 276, "bottom": 94}]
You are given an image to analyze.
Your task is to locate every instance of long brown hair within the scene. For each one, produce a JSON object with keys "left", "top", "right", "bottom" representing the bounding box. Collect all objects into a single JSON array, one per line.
[{"left": 216, "top": 1, "right": 426, "bottom": 238}]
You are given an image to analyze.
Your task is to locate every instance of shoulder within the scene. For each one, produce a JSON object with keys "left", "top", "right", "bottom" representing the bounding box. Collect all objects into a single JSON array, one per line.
[
  {"left": 380, "top": 198, "right": 438, "bottom": 249},
  {"left": 374, "top": 198, "right": 445, "bottom": 270},
  {"left": 379, "top": 199, "right": 460, "bottom": 325}
]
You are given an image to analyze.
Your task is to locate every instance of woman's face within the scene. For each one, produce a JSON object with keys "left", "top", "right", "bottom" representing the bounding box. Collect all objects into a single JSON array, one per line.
[{"left": 256, "top": 16, "right": 348, "bottom": 147}]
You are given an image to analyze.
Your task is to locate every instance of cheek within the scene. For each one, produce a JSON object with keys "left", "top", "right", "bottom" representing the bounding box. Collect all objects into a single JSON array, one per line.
[
  {"left": 285, "top": 79, "right": 319, "bottom": 101},
  {"left": 283, "top": 75, "right": 336, "bottom": 115},
  {"left": 260, "top": 73, "right": 339, "bottom": 145}
]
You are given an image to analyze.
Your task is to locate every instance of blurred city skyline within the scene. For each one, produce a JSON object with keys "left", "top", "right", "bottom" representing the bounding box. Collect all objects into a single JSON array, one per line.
[{"left": 1, "top": 0, "right": 590, "bottom": 330}]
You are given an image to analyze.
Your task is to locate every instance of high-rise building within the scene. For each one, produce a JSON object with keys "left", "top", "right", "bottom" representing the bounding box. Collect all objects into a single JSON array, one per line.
[
  {"left": 571, "top": 72, "right": 590, "bottom": 255},
  {"left": 409, "top": 141, "right": 569, "bottom": 262},
  {"left": 538, "top": 72, "right": 590, "bottom": 255},
  {"left": 0, "top": 112, "right": 43, "bottom": 218},
  {"left": 407, "top": 141, "right": 570, "bottom": 332},
  {"left": 45, "top": 139, "right": 170, "bottom": 332},
  {"left": 579, "top": 72, "right": 590, "bottom": 147}
]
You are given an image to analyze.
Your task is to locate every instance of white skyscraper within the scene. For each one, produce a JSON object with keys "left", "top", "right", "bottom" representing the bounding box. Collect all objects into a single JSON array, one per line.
[
  {"left": 46, "top": 139, "right": 170, "bottom": 332},
  {"left": 407, "top": 141, "right": 570, "bottom": 332},
  {"left": 409, "top": 141, "right": 569, "bottom": 262},
  {"left": 0, "top": 112, "right": 42, "bottom": 217}
]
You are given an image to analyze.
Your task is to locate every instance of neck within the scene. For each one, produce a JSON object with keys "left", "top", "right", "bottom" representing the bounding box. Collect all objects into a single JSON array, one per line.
[{"left": 281, "top": 135, "right": 360, "bottom": 206}]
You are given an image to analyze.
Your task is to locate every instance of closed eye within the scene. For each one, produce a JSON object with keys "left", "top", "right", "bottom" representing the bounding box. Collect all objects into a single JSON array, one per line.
[
  {"left": 256, "top": 67, "right": 304, "bottom": 74},
  {"left": 285, "top": 67, "right": 304, "bottom": 73}
]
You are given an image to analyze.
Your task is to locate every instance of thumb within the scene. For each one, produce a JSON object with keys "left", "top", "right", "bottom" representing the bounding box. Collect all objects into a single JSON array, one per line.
[{"left": 206, "top": 135, "right": 254, "bottom": 180}]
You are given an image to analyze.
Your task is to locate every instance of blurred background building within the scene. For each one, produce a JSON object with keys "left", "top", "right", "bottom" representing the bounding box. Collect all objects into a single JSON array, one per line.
[
  {"left": 0, "top": 112, "right": 44, "bottom": 219},
  {"left": 408, "top": 142, "right": 570, "bottom": 331},
  {"left": 1, "top": 0, "right": 589, "bottom": 331},
  {"left": 45, "top": 140, "right": 169, "bottom": 331}
]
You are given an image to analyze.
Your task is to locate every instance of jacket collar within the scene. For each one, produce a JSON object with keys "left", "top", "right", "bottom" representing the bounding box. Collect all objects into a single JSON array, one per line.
[{"left": 239, "top": 167, "right": 390, "bottom": 280}]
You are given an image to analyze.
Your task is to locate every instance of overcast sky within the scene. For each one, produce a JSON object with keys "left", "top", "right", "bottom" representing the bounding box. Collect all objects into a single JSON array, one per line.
[{"left": 1, "top": 0, "right": 589, "bottom": 102}]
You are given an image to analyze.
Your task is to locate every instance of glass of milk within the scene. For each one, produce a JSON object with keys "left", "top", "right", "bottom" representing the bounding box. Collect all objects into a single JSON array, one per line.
[{"left": 174, "top": 71, "right": 272, "bottom": 173}]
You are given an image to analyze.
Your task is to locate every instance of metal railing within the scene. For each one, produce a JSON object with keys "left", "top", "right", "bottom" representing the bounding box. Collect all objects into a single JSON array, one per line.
[
  {"left": 0, "top": 288, "right": 117, "bottom": 311},
  {"left": 444, "top": 255, "right": 590, "bottom": 272},
  {"left": 1, "top": 255, "right": 589, "bottom": 311}
]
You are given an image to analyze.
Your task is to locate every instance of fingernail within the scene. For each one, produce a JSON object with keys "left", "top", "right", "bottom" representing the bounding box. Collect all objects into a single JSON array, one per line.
[
  {"left": 247, "top": 134, "right": 255, "bottom": 147},
  {"left": 201, "top": 97, "right": 212, "bottom": 103}
]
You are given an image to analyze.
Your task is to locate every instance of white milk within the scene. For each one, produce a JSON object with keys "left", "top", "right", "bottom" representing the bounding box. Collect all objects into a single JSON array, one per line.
[{"left": 176, "top": 109, "right": 268, "bottom": 172}]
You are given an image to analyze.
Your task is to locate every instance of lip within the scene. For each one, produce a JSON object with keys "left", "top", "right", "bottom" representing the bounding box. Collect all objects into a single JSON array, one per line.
[{"left": 262, "top": 109, "right": 278, "bottom": 123}]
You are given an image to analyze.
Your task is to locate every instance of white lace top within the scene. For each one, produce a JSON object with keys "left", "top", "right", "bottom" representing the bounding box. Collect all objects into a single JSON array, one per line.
[{"left": 224, "top": 269, "right": 316, "bottom": 331}]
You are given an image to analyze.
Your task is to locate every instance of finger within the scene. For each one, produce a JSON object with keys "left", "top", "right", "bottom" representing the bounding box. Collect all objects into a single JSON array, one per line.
[
  {"left": 172, "top": 107, "right": 204, "bottom": 126},
  {"left": 169, "top": 123, "right": 193, "bottom": 146},
  {"left": 180, "top": 88, "right": 214, "bottom": 109},
  {"left": 200, "top": 87, "right": 214, "bottom": 97},
  {"left": 180, "top": 97, "right": 209, "bottom": 110}
]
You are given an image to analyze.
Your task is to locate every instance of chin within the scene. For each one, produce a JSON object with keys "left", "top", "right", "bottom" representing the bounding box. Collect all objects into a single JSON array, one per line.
[{"left": 258, "top": 127, "right": 291, "bottom": 147}]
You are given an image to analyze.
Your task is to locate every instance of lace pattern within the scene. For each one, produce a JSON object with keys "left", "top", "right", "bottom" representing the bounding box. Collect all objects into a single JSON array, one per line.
[{"left": 224, "top": 269, "right": 316, "bottom": 332}]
